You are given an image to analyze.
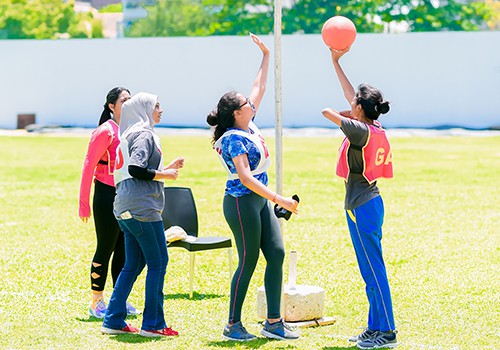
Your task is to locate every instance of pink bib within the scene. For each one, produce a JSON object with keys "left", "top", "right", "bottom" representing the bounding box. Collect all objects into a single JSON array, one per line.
[{"left": 336, "top": 122, "right": 393, "bottom": 184}]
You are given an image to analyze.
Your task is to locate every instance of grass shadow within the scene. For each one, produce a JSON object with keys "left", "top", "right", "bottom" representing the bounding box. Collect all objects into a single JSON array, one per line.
[
  {"left": 76, "top": 314, "right": 140, "bottom": 323},
  {"left": 110, "top": 334, "right": 168, "bottom": 344},
  {"left": 165, "top": 292, "right": 224, "bottom": 300},
  {"left": 76, "top": 316, "right": 103, "bottom": 323},
  {"left": 207, "top": 338, "right": 274, "bottom": 349},
  {"left": 322, "top": 347, "right": 357, "bottom": 350}
]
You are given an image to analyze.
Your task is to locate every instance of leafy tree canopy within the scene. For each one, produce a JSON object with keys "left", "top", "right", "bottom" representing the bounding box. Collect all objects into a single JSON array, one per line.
[
  {"left": 0, "top": 0, "right": 494, "bottom": 39},
  {"left": 375, "top": 0, "right": 495, "bottom": 32},
  {"left": 99, "top": 3, "right": 123, "bottom": 13},
  {"left": 0, "top": 0, "right": 103, "bottom": 39},
  {"left": 126, "top": 0, "right": 495, "bottom": 37},
  {"left": 127, "top": 0, "right": 275, "bottom": 37}
]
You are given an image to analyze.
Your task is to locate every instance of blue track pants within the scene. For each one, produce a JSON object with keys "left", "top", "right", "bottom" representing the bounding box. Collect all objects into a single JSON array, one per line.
[{"left": 346, "top": 195, "right": 396, "bottom": 332}]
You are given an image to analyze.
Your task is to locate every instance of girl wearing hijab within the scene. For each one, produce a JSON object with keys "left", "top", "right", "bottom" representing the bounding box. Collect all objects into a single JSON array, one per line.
[
  {"left": 322, "top": 47, "right": 397, "bottom": 349},
  {"left": 207, "top": 34, "right": 300, "bottom": 341},
  {"left": 101, "top": 92, "right": 184, "bottom": 337},
  {"left": 79, "top": 87, "right": 140, "bottom": 318}
]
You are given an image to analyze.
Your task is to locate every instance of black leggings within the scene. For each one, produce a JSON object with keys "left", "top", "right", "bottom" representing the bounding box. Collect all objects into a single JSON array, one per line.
[
  {"left": 91, "top": 180, "right": 125, "bottom": 292},
  {"left": 223, "top": 192, "right": 285, "bottom": 323}
]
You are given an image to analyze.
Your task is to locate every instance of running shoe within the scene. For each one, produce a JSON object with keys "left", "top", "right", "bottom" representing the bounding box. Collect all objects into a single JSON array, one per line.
[
  {"left": 222, "top": 321, "right": 257, "bottom": 341},
  {"left": 349, "top": 327, "right": 377, "bottom": 342},
  {"left": 126, "top": 301, "right": 141, "bottom": 316},
  {"left": 140, "top": 327, "right": 179, "bottom": 337},
  {"left": 357, "top": 330, "right": 398, "bottom": 349},
  {"left": 261, "top": 319, "right": 299, "bottom": 340},
  {"left": 101, "top": 323, "right": 139, "bottom": 334},
  {"left": 89, "top": 299, "right": 107, "bottom": 318}
]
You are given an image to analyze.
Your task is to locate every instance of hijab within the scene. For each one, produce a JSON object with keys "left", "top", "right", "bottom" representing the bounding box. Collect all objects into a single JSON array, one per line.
[{"left": 119, "top": 92, "right": 158, "bottom": 137}]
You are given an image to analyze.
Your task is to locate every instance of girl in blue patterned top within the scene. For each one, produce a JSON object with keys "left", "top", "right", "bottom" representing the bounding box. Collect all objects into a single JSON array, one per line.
[{"left": 207, "top": 33, "right": 300, "bottom": 342}]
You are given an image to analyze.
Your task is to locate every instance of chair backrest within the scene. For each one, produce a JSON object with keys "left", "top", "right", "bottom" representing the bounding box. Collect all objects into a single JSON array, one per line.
[{"left": 162, "top": 187, "right": 199, "bottom": 237}]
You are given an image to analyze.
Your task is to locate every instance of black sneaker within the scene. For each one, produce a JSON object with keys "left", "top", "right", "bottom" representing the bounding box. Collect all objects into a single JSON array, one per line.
[
  {"left": 349, "top": 328, "right": 377, "bottom": 342},
  {"left": 222, "top": 321, "right": 257, "bottom": 341},
  {"left": 261, "top": 319, "right": 299, "bottom": 340},
  {"left": 357, "top": 330, "right": 398, "bottom": 349}
]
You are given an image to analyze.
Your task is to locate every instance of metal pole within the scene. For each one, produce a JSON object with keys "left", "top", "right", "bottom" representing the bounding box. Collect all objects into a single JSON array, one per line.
[
  {"left": 274, "top": 0, "right": 283, "bottom": 234},
  {"left": 274, "top": 0, "right": 286, "bottom": 321}
]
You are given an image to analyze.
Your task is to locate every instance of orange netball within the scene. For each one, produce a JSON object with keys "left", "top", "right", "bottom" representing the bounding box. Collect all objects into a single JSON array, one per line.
[{"left": 321, "top": 16, "right": 357, "bottom": 51}]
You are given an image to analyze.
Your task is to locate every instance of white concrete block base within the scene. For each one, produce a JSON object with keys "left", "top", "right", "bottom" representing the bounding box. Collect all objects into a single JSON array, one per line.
[{"left": 257, "top": 284, "right": 325, "bottom": 322}]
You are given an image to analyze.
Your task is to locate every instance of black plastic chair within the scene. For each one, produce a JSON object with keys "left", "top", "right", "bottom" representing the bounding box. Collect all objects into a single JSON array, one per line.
[{"left": 162, "top": 187, "right": 232, "bottom": 298}]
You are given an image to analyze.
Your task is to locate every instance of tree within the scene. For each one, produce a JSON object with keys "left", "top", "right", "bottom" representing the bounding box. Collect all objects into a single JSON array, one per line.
[
  {"left": 375, "top": 0, "right": 495, "bottom": 32},
  {"left": 127, "top": 0, "right": 212, "bottom": 37},
  {"left": 0, "top": 0, "right": 103, "bottom": 39},
  {"left": 126, "top": 0, "right": 494, "bottom": 37},
  {"left": 281, "top": 0, "right": 378, "bottom": 34},
  {"left": 126, "top": 0, "right": 275, "bottom": 37},
  {"left": 204, "top": 0, "right": 274, "bottom": 35},
  {"left": 484, "top": 0, "right": 500, "bottom": 29},
  {"left": 282, "top": 0, "right": 495, "bottom": 33}
]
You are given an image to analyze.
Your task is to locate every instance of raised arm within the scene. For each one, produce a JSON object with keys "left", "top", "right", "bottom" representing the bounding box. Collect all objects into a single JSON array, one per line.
[
  {"left": 322, "top": 107, "right": 344, "bottom": 127},
  {"left": 330, "top": 48, "right": 356, "bottom": 103},
  {"left": 248, "top": 33, "right": 270, "bottom": 113}
]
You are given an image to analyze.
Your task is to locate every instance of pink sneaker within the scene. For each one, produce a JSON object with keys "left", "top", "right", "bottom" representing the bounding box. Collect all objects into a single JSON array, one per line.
[
  {"left": 139, "top": 327, "right": 179, "bottom": 337},
  {"left": 101, "top": 324, "right": 140, "bottom": 335}
]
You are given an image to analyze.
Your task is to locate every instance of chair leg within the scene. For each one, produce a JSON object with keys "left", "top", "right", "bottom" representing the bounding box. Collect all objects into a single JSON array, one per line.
[{"left": 189, "top": 252, "right": 195, "bottom": 299}]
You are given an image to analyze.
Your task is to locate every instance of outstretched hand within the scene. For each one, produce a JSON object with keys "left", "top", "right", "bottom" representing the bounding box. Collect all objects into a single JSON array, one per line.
[
  {"left": 250, "top": 33, "right": 270, "bottom": 55},
  {"left": 329, "top": 46, "right": 351, "bottom": 61}
]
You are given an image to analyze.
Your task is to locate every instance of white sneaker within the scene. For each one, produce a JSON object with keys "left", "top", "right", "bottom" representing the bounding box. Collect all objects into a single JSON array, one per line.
[{"left": 126, "top": 301, "right": 141, "bottom": 316}]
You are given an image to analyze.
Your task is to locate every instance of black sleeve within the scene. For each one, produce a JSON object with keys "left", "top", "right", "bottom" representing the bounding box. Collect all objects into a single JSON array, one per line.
[{"left": 128, "top": 165, "right": 156, "bottom": 181}]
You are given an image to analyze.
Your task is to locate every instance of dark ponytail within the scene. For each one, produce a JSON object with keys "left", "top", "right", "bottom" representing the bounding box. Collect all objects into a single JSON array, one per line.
[
  {"left": 206, "top": 91, "right": 242, "bottom": 144},
  {"left": 356, "top": 84, "right": 390, "bottom": 121},
  {"left": 98, "top": 87, "right": 131, "bottom": 126}
]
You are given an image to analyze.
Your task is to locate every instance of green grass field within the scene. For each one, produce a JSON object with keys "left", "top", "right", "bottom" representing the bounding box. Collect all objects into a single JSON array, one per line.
[{"left": 0, "top": 132, "right": 498, "bottom": 350}]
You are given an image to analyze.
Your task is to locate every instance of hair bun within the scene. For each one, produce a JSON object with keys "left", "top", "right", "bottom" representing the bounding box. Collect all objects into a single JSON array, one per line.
[
  {"left": 206, "top": 110, "right": 219, "bottom": 126},
  {"left": 378, "top": 101, "right": 390, "bottom": 114}
]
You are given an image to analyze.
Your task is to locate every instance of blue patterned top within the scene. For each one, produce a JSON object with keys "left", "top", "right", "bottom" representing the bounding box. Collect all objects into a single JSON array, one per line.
[{"left": 220, "top": 128, "right": 268, "bottom": 197}]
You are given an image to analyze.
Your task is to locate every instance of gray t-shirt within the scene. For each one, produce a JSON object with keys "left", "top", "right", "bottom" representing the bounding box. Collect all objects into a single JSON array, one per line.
[
  {"left": 340, "top": 119, "right": 380, "bottom": 210},
  {"left": 114, "top": 131, "right": 164, "bottom": 222}
]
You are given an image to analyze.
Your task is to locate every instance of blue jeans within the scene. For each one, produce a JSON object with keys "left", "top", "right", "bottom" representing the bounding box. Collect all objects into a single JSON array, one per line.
[
  {"left": 103, "top": 218, "right": 168, "bottom": 331},
  {"left": 346, "top": 196, "right": 396, "bottom": 332}
]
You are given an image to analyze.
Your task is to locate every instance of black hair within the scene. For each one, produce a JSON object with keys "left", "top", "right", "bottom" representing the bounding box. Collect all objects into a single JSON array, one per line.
[
  {"left": 206, "top": 91, "right": 242, "bottom": 144},
  {"left": 98, "top": 87, "right": 131, "bottom": 126},
  {"left": 355, "top": 84, "right": 390, "bottom": 121}
]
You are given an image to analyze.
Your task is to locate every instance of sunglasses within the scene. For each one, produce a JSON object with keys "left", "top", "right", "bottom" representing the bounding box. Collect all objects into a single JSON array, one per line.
[{"left": 238, "top": 97, "right": 251, "bottom": 109}]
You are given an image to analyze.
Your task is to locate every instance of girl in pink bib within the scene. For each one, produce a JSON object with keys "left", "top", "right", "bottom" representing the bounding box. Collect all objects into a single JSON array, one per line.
[{"left": 322, "top": 47, "right": 398, "bottom": 349}]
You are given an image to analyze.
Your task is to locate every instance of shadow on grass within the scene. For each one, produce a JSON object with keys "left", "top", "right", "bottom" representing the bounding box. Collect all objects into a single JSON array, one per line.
[
  {"left": 208, "top": 340, "right": 357, "bottom": 349},
  {"left": 76, "top": 314, "right": 139, "bottom": 323},
  {"left": 110, "top": 334, "right": 167, "bottom": 344},
  {"left": 164, "top": 292, "right": 223, "bottom": 300},
  {"left": 76, "top": 316, "right": 102, "bottom": 323},
  {"left": 207, "top": 338, "right": 273, "bottom": 349}
]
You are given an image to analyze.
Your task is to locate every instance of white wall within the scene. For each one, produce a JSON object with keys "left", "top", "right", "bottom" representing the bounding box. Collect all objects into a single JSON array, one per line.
[{"left": 0, "top": 32, "right": 499, "bottom": 129}]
